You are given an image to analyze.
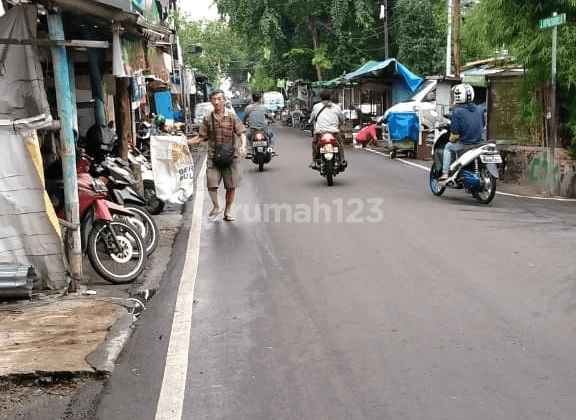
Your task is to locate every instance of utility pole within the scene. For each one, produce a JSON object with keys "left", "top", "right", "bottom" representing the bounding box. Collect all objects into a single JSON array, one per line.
[
  {"left": 380, "top": 0, "right": 389, "bottom": 59},
  {"left": 453, "top": 0, "right": 461, "bottom": 77},
  {"left": 47, "top": 12, "right": 82, "bottom": 286},
  {"left": 446, "top": 0, "right": 452, "bottom": 75}
]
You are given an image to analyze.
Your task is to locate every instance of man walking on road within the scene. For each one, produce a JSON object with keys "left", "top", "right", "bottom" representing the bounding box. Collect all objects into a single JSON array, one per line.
[{"left": 189, "top": 90, "right": 247, "bottom": 221}]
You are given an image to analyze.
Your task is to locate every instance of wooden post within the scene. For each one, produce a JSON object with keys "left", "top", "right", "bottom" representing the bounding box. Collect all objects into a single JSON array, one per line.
[
  {"left": 115, "top": 77, "right": 133, "bottom": 161},
  {"left": 446, "top": 0, "right": 453, "bottom": 75},
  {"left": 453, "top": 0, "right": 461, "bottom": 78}
]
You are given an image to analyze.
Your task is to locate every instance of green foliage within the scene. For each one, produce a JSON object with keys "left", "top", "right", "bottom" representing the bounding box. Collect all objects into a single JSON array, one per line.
[
  {"left": 176, "top": 18, "right": 255, "bottom": 86},
  {"left": 216, "top": 0, "right": 380, "bottom": 82},
  {"left": 461, "top": 0, "right": 576, "bottom": 147},
  {"left": 312, "top": 45, "right": 334, "bottom": 71},
  {"left": 461, "top": 0, "right": 576, "bottom": 87},
  {"left": 389, "top": 0, "right": 446, "bottom": 76},
  {"left": 248, "top": 61, "right": 278, "bottom": 92}
]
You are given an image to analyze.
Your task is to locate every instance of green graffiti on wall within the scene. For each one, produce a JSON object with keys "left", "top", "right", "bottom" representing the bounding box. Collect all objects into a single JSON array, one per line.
[{"left": 530, "top": 151, "right": 559, "bottom": 184}]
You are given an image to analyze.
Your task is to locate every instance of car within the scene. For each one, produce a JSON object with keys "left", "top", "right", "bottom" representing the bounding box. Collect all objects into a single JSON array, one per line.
[
  {"left": 262, "top": 91, "right": 285, "bottom": 113},
  {"left": 193, "top": 101, "right": 235, "bottom": 125}
]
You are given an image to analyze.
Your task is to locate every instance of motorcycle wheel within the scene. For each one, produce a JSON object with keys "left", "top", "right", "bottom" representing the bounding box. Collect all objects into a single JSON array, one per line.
[
  {"left": 87, "top": 220, "right": 147, "bottom": 284},
  {"left": 143, "top": 184, "right": 165, "bottom": 215},
  {"left": 473, "top": 167, "right": 496, "bottom": 204},
  {"left": 259, "top": 162, "right": 264, "bottom": 172},
  {"left": 325, "top": 159, "right": 334, "bottom": 186},
  {"left": 117, "top": 205, "right": 159, "bottom": 256},
  {"left": 429, "top": 163, "right": 445, "bottom": 196}
]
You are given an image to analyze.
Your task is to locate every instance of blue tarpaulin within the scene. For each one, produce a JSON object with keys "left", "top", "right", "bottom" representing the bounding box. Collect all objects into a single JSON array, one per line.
[
  {"left": 342, "top": 58, "right": 423, "bottom": 92},
  {"left": 383, "top": 111, "right": 419, "bottom": 142}
]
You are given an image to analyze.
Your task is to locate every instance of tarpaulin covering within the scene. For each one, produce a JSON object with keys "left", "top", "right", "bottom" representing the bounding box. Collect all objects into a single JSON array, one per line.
[
  {"left": 0, "top": 129, "right": 69, "bottom": 290},
  {"left": 0, "top": 5, "right": 53, "bottom": 125},
  {"left": 343, "top": 58, "right": 423, "bottom": 92},
  {"left": 383, "top": 112, "right": 419, "bottom": 142},
  {"left": 0, "top": 5, "right": 69, "bottom": 290}
]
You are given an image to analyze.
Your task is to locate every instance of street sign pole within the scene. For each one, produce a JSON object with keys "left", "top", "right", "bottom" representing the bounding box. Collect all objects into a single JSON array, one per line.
[
  {"left": 550, "top": 14, "right": 558, "bottom": 193},
  {"left": 539, "top": 12, "right": 565, "bottom": 194}
]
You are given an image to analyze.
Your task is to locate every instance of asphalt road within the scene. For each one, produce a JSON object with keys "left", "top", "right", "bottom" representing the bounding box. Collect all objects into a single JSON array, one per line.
[{"left": 97, "top": 123, "right": 576, "bottom": 420}]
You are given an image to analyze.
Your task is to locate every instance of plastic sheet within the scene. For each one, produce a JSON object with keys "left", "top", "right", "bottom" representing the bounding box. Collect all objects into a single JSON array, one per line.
[{"left": 383, "top": 112, "right": 419, "bottom": 142}]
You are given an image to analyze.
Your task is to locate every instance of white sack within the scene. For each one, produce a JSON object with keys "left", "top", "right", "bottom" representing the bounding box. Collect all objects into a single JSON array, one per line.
[{"left": 150, "top": 134, "right": 194, "bottom": 204}]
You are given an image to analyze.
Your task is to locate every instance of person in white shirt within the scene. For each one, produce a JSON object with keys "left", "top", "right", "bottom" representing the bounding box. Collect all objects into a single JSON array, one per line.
[{"left": 308, "top": 89, "right": 345, "bottom": 169}]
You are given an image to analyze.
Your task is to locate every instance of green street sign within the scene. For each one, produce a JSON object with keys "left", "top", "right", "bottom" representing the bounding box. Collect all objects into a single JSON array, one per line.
[{"left": 539, "top": 13, "right": 566, "bottom": 30}]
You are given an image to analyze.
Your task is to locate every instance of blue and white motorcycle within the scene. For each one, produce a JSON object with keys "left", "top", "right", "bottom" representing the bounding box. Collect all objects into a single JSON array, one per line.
[{"left": 429, "top": 124, "right": 502, "bottom": 204}]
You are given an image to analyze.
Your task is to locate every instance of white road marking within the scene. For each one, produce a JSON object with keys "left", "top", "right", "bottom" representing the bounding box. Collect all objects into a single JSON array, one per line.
[{"left": 155, "top": 157, "right": 206, "bottom": 420}]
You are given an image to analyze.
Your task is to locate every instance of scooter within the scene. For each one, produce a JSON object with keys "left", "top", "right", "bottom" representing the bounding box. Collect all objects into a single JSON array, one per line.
[
  {"left": 247, "top": 130, "right": 273, "bottom": 172},
  {"left": 129, "top": 148, "right": 165, "bottom": 215},
  {"left": 48, "top": 171, "right": 147, "bottom": 284},
  {"left": 429, "top": 128, "right": 502, "bottom": 204},
  {"left": 136, "top": 121, "right": 152, "bottom": 158},
  {"left": 312, "top": 133, "right": 347, "bottom": 186},
  {"left": 79, "top": 154, "right": 159, "bottom": 256}
]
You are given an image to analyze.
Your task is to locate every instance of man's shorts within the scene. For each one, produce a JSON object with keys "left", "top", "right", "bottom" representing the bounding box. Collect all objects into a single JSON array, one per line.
[{"left": 206, "top": 158, "right": 242, "bottom": 189}]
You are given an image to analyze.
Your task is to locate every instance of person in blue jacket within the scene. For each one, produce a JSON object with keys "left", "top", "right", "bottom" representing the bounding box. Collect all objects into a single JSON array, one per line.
[{"left": 439, "top": 83, "right": 484, "bottom": 180}]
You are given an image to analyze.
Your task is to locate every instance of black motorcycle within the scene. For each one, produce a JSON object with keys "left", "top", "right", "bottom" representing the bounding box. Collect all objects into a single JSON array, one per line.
[{"left": 247, "top": 130, "right": 273, "bottom": 172}]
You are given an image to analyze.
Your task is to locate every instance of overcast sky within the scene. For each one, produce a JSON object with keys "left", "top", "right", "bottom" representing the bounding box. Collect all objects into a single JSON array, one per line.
[{"left": 181, "top": 0, "right": 219, "bottom": 21}]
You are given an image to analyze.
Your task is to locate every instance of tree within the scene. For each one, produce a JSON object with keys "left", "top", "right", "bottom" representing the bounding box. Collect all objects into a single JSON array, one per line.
[
  {"left": 216, "top": 0, "right": 380, "bottom": 81},
  {"left": 175, "top": 14, "right": 254, "bottom": 87},
  {"left": 389, "top": 0, "right": 446, "bottom": 77},
  {"left": 460, "top": 0, "right": 576, "bottom": 146}
]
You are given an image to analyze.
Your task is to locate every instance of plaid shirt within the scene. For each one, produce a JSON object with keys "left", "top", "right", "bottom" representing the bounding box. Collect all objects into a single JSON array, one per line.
[{"left": 199, "top": 109, "right": 246, "bottom": 148}]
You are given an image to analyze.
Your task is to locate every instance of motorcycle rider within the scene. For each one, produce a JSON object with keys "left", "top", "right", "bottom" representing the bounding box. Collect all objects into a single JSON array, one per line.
[
  {"left": 439, "top": 83, "right": 484, "bottom": 181},
  {"left": 243, "top": 92, "right": 277, "bottom": 150},
  {"left": 309, "top": 88, "right": 346, "bottom": 169}
]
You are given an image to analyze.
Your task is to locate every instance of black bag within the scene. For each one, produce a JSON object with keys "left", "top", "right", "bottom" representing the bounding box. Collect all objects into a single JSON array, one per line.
[
  {"left": 213, "top": 143, "right": 235, "bottom": 168},
  {"left": 210, "top": 112, "right": 235, "bottom": 169}
]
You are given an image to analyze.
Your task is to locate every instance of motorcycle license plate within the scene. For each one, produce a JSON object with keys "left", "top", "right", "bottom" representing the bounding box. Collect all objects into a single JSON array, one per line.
[
  {"left": 253, "top": 141, "right": 267, "bottom": 147},
  {"left": 256, "top": 147, "right": 264, "bottom": 152},
  {"left": 480, "top": 154, "right": 502, "bottom": 164},
  {"left": 321, "top": 147, "right": 338, "bottom": 153}
]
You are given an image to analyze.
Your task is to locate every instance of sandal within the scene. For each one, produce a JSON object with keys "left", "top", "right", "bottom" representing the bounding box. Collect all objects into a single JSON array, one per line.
[
  {"left": 223, "top": 214, "right": 235, "bottom": 222},
  {"left": 209, "top": 208, "right": 222, "bottom": 218}
]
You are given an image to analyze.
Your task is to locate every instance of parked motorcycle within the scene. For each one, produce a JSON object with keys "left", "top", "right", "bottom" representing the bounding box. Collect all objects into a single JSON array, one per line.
[
  {"left": 48, "top": 171, "right": 147, "bottom": 284},
  {"left": 247, "top": 130, "right": 274, "bottom": 172},
  {"left": 85, "top": 122, "right": 164, "bottom": 215},
  {"left": 129, "top": 148, "right": 165, "bottom": 215},
  {"left": 429, "top": 132, "right": 502, "bottom": 204},
  {"left": 136, "top": 121, "right": 152, "bottom": 157},
  {"left": 312, "top": 133, "right": 347, "bottom": 186},
  {"left": 79, "top": 155, "right": 159, "bottom": 256}
]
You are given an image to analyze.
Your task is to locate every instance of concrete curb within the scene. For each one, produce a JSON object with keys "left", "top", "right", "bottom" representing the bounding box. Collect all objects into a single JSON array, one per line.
[{"left": 86, "top": 312, "right": 136, "bottom": 374}]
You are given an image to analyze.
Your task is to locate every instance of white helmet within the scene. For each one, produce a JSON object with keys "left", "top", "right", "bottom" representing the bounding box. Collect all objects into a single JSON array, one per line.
[{"left": 452, "top": 83, "right": 474, "bottom": 105}]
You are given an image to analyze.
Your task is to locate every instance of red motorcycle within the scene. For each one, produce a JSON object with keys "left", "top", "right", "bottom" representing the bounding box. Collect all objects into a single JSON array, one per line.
[
  {"left": 50, "top": 171, "right": 147, "bottom": 284},
  {"left": 313, "top": 133, "right": 347, "bottom": 186},
  {"left": 248, "top": 130, "right": 273, "bottom": 172}
]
